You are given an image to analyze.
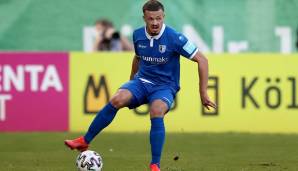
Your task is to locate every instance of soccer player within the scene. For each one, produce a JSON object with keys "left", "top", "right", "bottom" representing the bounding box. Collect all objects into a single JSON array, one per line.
[{"left": 65, "top": 0, "right": 216, "bottom": 170}]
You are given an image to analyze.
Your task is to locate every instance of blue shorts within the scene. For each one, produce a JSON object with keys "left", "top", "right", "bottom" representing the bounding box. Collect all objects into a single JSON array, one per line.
[{"left": 120, "top": 79, "right": 176, "bottom": 110}]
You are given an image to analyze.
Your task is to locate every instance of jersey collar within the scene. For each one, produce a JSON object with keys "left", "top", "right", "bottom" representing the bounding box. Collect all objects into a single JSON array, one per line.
[{"left": 145, "top": 24, "right": 166, "bottom": 40}]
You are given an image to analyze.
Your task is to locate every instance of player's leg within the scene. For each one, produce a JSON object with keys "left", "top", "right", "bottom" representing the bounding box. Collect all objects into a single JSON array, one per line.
[
  {"left": 83, "top": 89, "right": 133, "bottom": 143},
  {"left": 64, "top": 89, "right": 133, "bottom": 151},
  {"left": 84, "top": 79, "right": 147, "bottom": 143},
  {"left": 64, "top": 79, "right": 146, "bottom": 151},
  {"left": 149, "top": 99, "right": 168, "bottom": 168},
  {"left": 148, "top": 89, "right": 175, "bottom": 169}
]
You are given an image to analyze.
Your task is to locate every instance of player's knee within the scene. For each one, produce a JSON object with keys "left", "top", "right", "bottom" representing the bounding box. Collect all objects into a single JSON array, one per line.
[
  {"left": 150, "top": 105, "right": 166, "bottom": 118},
  {"left": 110, "top": 95, "right": 125, "bottom": 109},
  {"left": 110, "top": 90, "right": 131, "bottom": 109}
]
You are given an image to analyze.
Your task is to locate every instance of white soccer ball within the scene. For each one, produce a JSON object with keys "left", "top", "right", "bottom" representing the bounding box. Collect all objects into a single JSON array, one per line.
[{"left": 76, "top": 150, "right": 103, "bottom": 171}]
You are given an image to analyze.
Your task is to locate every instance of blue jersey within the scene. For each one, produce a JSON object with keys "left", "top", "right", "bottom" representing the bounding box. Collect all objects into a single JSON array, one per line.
[{"left": 133, "top": 24, "right": 198, "bottom": 93}]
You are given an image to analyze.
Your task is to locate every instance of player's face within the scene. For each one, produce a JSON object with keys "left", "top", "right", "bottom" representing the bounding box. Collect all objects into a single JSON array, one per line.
[{"left": 143, "top": 9, "right": 165, "bottom": 36}]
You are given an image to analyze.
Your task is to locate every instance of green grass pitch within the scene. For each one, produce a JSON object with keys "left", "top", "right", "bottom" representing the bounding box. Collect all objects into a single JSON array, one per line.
[{"left": 0, "top": 132, "right": 298, "bottom": 171}]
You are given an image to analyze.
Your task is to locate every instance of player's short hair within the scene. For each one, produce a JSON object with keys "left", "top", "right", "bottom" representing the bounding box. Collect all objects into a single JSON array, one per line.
[{"left": 142, "top": 0, "right": 164, "bottom": 13}]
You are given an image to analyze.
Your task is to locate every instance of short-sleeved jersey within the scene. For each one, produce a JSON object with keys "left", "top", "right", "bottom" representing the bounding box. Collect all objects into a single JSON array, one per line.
[{"left": 133, "top": 24, "right": 198, "bottom": 93}]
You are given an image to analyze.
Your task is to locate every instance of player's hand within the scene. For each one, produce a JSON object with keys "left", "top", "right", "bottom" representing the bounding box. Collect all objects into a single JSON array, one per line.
[{"left": 200, "top": 94, "right": 217, "bottom": 110}]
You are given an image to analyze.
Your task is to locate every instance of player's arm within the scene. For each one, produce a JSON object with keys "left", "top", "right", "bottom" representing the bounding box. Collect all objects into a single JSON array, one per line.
[
  {"left": 129, "top": 30, "right": 140, "bottom": 80},
  {"left": 191, "top": 52, "right": 217, "bottom": 110},
  {"left": 174, "top": 32, "right": 216, "bottom": 109},
  {"left": 129, "top": 55, "right": 140, "bottom": 80}
]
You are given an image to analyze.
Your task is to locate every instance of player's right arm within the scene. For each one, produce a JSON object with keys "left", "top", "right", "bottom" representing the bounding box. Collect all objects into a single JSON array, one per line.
[
  {"left": 129, "top": 55, "right": 140, "bottom": 80},
  {"left": 129, "top": 30, "right": 140, "bottom": 80}
]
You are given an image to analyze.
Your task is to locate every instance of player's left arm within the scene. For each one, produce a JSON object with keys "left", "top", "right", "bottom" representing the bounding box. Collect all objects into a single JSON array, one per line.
[
  {"left": 191, "top": 51, "right": 217, "bottom": 110},
  {"left": 173, "top": 32, "right": 216, "bottom": 109}
]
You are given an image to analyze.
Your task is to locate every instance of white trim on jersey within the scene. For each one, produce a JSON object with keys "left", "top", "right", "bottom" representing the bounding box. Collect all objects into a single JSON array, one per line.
[
  {"left": 139, "top": 78, "right": 155, "bottom": 85},
  {"left": 145, "top": 24, "right": 166, "bottom": 47},
  {"left": 189, "top": 48, "right": 199, "bottom": 60},
  {"left": 150, "top": 38, "right": 154, "bottom": 47},
  {"left": 162, "top": 97, "right": 171, "bottom": 105}
]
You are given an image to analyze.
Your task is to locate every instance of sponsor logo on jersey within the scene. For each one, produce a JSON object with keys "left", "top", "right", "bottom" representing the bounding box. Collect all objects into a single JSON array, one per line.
[
  {"left": 140, "top": 56, "right": 168, "bottom": 64},
  {"left": 138, "top": 44, "right": 147, "bottom": 48}
]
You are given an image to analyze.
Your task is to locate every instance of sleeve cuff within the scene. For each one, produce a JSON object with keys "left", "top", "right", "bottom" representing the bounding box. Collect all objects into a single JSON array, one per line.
[{"left": 189, "top": 48, "right": 199, "bottom": 59}]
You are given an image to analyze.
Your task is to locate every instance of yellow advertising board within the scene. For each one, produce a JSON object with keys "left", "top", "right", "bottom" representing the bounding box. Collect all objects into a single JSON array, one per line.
[{"left": 70, "top": 52, "right": 298, "bottom": 133}]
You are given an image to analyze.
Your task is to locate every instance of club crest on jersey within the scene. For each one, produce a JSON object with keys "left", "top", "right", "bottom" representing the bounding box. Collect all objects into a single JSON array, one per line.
[{"left": 159, "top": 45, "right": 166, "bottom": 53}]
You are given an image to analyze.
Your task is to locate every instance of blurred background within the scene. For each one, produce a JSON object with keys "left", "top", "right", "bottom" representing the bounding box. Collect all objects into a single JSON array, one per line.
[
  {"left": 0, "top": 0, "right": 297, "bottom": 52},
  {"left": 1, "top": 0, "right": 298, "bottom": 170}
]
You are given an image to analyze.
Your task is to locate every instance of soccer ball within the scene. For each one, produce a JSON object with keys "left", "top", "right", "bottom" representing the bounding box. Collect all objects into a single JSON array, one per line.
[{"left": 76, "top": 150, "right": 103, "bottom": 171}]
